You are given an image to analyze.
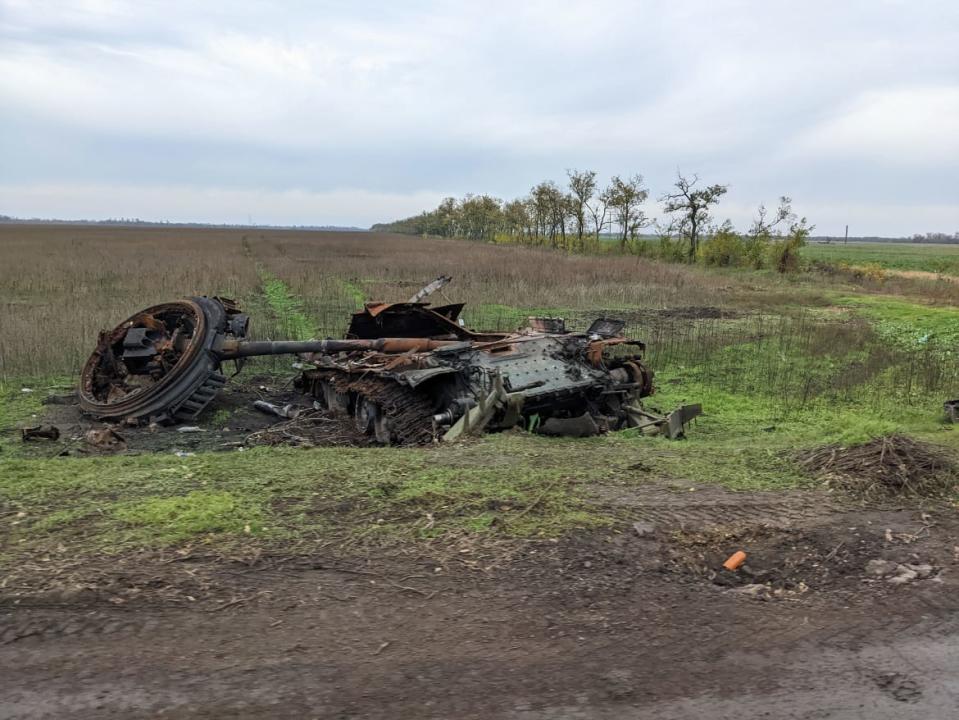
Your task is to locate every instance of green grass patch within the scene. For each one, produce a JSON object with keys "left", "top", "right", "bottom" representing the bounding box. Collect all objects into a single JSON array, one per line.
[
  {"left": 258, "top": 268, "right": 315, "bottom": 340},
  {"left": 337, "top": 279, "right": 367, "bottom": 305},
  {"left": 835, "top": 294, "right": 959, "bottom": 348},
  {"left": 112, "top": 490, "right": 265, "bottom": 544},
  {"left": 803, "top": 242, "right": 959, "bottom": 275},
  {"left": 646, "top": 364, "right": 957, "bottom": 486},
  {"left": 464, "top": 303, "right": 617, "bottom": 332},
  {"left": 0, "top": 437, "right": 612, "bottom": 562}
]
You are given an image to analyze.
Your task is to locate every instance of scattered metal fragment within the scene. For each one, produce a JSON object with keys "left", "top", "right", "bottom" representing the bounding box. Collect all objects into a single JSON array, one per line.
[
  {"left": 84, "top": 427, "right": 126, "bottom": 451},
  {"left": 176, "top": 426, "right": 205, "bottom": 433},
  {"left": 42, "top": 392, "right": 77, "bottom": 406},
  {"left": 78, "top": 279, "right": 701, "bottom": 444},
  {"left": 252, "top": 400, "right": 302, "bottom": 419},
  {"left": 21, "top": 425, "right": 60, "bottom": 442},
  {"left": 407, "top": 275, "right": 452, "bottom": 303}
]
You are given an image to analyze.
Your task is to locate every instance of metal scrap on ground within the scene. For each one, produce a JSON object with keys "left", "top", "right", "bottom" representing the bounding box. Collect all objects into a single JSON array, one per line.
[{"left": 76, "top": 278, "right": 701, "bottom": 445}]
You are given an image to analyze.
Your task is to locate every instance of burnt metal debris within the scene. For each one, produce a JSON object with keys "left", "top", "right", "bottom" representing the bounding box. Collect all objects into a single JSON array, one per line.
[{"left": 78, "top": 279, "right": 700, "bottom": 443}]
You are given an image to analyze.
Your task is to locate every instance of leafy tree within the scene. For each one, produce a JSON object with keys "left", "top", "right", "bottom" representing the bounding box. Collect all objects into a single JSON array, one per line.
[
  {"left": 457, "top": 194, "right": 503, "bottom": 241},
  {"left": 742, "top": 196, "right": 794, "bottom": 269},
  {"left": 502, "top": 198, "right": 531, "bottom": 242},
  {"left": 566, "top": 169, "right": 596, "bottom": 251},
  {"left": 529, "top": 181, "right": 571, "bottom": 248},
  {"left": 661, "top": 173, "right": 728, "bottom": 261},
  {"left": 606, "top": 174, "right": 649, "bottom": 251}
]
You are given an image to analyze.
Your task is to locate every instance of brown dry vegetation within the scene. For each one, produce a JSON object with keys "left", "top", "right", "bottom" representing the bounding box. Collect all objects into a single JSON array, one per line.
[
  {"left": 0, "top": 224, "right": 741, "bottom": 379},
  {"left": 3, "top": 224, "right": 959, "bottom": 386}
]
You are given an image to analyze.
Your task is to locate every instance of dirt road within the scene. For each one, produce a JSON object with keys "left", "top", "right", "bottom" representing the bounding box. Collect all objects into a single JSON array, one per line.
[{"left": 3, "top": 497, "right": 958, "bottom": 719}]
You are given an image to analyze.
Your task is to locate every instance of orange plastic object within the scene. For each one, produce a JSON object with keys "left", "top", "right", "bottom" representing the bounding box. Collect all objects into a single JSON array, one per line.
[{"left": 723, "top": 551, "right": 747, "bottom": 571}]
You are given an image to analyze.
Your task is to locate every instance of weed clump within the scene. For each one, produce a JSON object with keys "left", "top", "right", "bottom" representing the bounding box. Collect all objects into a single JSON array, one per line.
[{"left": 797, "top": 434, "right": 958, "bottom": 499}]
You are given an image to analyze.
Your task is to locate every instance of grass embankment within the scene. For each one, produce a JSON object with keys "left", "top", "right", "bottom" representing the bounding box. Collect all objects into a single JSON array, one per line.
[{"left": 1, "top": 429, "right": 612, "bottom": 560}]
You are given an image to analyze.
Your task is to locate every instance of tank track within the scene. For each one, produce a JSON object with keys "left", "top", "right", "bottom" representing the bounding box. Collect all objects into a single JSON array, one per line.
[
  {"left": 306, "top": 371, "right": 436, "bottom": 445},
  {"left": 170, "top": 369, "right": 227, "bottom": 422}
]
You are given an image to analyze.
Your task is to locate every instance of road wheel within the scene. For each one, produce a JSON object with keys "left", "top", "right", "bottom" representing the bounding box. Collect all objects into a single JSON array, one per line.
[
  {"left": 372, "top": 413, "right": 393, "bottom": 445},
  {"left": 353, "top": 395, "right": 378, "bottom": 434},
  {"left": 322, "top": 381, "right": 350, "bottom": 415}
]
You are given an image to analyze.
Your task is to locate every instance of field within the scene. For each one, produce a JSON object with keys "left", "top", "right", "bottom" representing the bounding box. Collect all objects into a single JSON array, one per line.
[
  {"left": 803, "top": 240, "right": 959, "bottom": 275},
  {"left": 3, "top": 225, "right": 959, "bottom": 717}
]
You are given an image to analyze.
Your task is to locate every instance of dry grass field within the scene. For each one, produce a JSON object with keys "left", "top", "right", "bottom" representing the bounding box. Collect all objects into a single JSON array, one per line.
[{"left": 0, "top": 224, "right": 739, "bottom": 380}]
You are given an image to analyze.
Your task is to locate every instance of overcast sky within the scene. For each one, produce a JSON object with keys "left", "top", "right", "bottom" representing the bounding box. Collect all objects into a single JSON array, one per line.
[{"left": 1, "top": 0, "right": 957, "bottom": 235}]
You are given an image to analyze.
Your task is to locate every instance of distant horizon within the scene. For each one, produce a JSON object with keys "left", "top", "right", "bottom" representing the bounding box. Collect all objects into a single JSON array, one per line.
[{"left": 2, "top": 213, "right": 955, "bottom": 242}]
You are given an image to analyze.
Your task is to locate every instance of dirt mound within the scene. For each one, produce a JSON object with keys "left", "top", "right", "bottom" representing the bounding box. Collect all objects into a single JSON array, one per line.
[{"left": 797, "top": 434, "right": 958, "bottom": 499}]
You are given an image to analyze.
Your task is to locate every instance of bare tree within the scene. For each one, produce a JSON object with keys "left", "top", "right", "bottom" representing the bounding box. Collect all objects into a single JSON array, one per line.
[
  {"left": 749, "top": 196, "right": 794, "bottom": 237},
  {"left": 587, "top": 186, "right": 611, "bottom": 248},
  {"left": 661, "top": 173, "right": 728, "bottom": 261}
]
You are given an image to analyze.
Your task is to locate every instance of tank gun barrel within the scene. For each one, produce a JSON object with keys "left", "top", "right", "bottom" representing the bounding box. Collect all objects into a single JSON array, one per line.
[{"left": 216, "top": 337, "right": 461, "bottom": 359}]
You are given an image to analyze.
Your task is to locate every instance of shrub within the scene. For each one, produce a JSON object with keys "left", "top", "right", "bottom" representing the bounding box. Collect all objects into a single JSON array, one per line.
[
  {"left": 698, "top": 225, "right": 745, "bottom": 267},
  {"left": 656, "top": 235, "right": 687, "bottom": 263},
  {"left": 768, "top": 221, "right": 811, "bottom": 273}
]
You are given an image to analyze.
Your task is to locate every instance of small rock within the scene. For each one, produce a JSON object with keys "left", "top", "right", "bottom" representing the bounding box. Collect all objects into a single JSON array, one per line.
[
  {"left": 729, "top": 583, "right": 771, "bottom": 600},
  {"left": 632, "top": 521, "right": 655, "bottom": 538},
  {"left": 902, "top": 563, "right": 935, "bottom": 579},
  {"left": 887, "top": 565, "right": 918, "bottom": 585},
  {"left": 865, "top": 559, "right": 899, "bottom": 577},
  {"left": 601, "top": 669, "right": 634, "bottom": 700}
]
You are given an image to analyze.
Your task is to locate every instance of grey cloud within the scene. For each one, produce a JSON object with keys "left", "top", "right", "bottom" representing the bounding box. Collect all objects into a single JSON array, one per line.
[{"left": 1, "top": 0, "right": 957, "bottom": 234}]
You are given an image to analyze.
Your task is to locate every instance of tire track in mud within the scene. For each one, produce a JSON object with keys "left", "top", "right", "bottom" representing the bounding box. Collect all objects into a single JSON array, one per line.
[
  {"left": 590, "top": 483, "right": 845, "bottom": 530},
  {"left": 1, "top": 611, "right": 165, "bottom": 646}
]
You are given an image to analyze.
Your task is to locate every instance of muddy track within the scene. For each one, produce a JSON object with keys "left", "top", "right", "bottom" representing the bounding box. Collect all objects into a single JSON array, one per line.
[
  {"left": 592, "top": 482, "right": 847, "bottom": 529},
  {"left": 2, "top": 496, "right": 959, "bottom": 719}
]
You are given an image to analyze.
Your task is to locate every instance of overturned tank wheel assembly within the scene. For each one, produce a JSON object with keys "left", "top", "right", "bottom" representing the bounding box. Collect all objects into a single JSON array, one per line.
[{"left": 78, "top": 297, "right": 245, "bottom": 424}]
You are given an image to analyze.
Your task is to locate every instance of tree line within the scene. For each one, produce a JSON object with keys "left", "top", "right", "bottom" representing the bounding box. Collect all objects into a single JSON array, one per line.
[{"left": 372, "top": 170, "right": 814, "bottom": 272}]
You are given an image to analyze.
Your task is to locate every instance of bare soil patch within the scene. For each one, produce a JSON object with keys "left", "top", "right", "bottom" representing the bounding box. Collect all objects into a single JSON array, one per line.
[{"left": 10, "top": 376, "right": 370, "bottom": 457}]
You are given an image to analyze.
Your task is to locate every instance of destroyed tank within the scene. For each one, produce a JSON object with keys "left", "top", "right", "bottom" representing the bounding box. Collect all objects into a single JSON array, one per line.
[{"left": 78, "top": 279, "right": 699, "bottom": 443}]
